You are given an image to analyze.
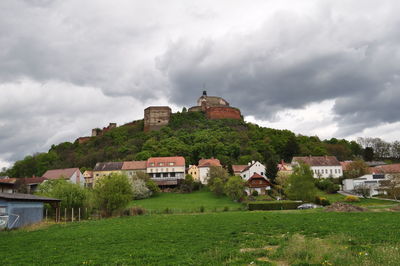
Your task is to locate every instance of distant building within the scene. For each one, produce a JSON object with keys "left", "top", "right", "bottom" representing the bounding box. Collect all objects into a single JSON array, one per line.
[
  {"left": 198, "top": 158, "right": 222, "bottom": 184},
  {"left": 188, "top": 91, "right": 242, "bottom": 120},
  {"left": 0, "top": 178, "right": 16, "bottom": 193},
  {"left": 93, "top": 162, "right": 124, "bottom": 183},
  {"left": 121, "top": 161, "right": 147, "bottom": 178},
  {"left": 277, "top": 160, "right": 293, "bottom": 177},
  {"left": 92, "top": 123, "right": 117, "bottom": 137},
  {"left": 188, "top": 165, "right": 199, "bottom": 181},
  {"left": 83, "top": 171, "right": 93, "bottom": 188},
  {"left": 144, "top": 106, "right": 172, "bottom": 132},
  {"left": 146, "top": 156, "right": 185, "bottom": 187},
  {"left": 240, "top": 161, "right": 266, "bottom": 181},
  {"left": 245, "top": 173, "right": 271, "bottom": 196},
  {"left": 291, "top": 156, "right": 343, "bottom": 178},
  {"left": 232, "top": 165, "right": 247, "bottom": 176},
  {"left": 42, "top": 168, "right": 84, "bottom": 186}
]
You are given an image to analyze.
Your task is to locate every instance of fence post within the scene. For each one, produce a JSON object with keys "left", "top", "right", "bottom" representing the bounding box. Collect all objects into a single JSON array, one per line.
[
  {"left": 72, "top": 208, "right": 74, "bottom": 222},
  {"left": 64, "top": 208, "right": 67, "bottom": 222},
  {"left": 78, "top": 208, "right": 81, "bottom": 222},
  {"left": 45, "top": 209, "right": 48, "bottom": 222}
]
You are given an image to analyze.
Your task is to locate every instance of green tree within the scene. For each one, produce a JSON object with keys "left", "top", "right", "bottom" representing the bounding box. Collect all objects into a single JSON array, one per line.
[
  {"left": 282, "top": 135, "right": 300, "bottom": 161},
  {"left": 224, "top": 176, "right": 245, "bottom": 201},
  {"left": 265, "top": 158, "right": 279, "bottom": 184},
  {"left": 343, "top": 159, "right": 369, "bottom": 179},
  {"left": 285, "top": 163, "right": 317, "bottom": 202},
  {"left": 133, "top": 171, "right": 160, "bottom": 194},
  {"left": 36, "top": 179, "right": 87, "bottom": 209},
  {"left": 209, "top": 177, "right": 224, "bottom": 196},
  {"left": 93, "top": 173, "right": 132, "bottom": 217},
  {"left": 180, "top": 174, "right": 195, "bottom": 193}
]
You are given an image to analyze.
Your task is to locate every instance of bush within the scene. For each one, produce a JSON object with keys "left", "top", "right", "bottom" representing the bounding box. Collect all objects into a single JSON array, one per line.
[
  {"left": 93, "top": 173, "right": 133, "bottom": 217},
  {"left": 130, "top": 206, "right": 146, "bottom": 216},
  {"left": 132, "top": 178, "right": 152, "bottom": 200},
  {"left": 199, "top": 206, "right": 205, "bottom": 213},
  {"left": 315, "top": 196, "right": 330, "bottom": 206},
  {"left": 315, "top": 179, "right": 340, "bottom": 194},
  {"left": 344, "top": 195, "right": 360, "bottom": 202},
  {"left": 252, "top": 190, "right": 259, "bottom": 197},
  {"left": 223, "top": 206, "right": 229, "bottom": 212},
  {"left": 224, "top": 176, "right": 245, "bottom": 201},
  {"left": 247, "top": 201, "right": 302, "bottom": 211}
]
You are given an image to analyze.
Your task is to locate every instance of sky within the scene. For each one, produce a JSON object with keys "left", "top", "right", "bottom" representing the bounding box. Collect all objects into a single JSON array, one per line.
[{"left": 1, "top": 0, "right": 400, "bottom": 169}]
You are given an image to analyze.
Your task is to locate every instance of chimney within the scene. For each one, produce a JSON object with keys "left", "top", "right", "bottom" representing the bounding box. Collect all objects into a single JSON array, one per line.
[
  {"left": 248, "top": 162, "right": 251, "bottom": 166},
  {"left": 252, "top": 160, "right": 255, "bottom": 164}
]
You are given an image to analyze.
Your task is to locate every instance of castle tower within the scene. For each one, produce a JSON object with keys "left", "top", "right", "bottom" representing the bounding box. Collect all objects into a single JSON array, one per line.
[{"left": 144, "top": 106, "right": 172, "bottom": 132}]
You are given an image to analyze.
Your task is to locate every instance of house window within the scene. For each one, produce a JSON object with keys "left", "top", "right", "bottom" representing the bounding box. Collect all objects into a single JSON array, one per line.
[
  {"left": 0, "top": 206, "right": 6, "bottom": 214},
  {"left": 169, "top": 162, "right": 175, "bottom": 166},
  {"left": 243, "top": 174, "right": 246, "bottom": 178},
  {"left": 163, "top": 173, "right": 169, "bottom": 178},
  {"left": 261, "top": 172, "right": 264, "bottom": 176},
  {"left": 172, "top": 168, "right": 175, "bottom": 172},
  {"left": 155, "top": 173, "right": 161, "bottom": 178},
  {"left": 159, "top": 162, "right": 164, "bottom": 166},
  {"left": 170, "top": 172, "right": 176, "bottom": 177},
  {"left": 150, "top": 163, "right": 154, "bottom": 166},
  {"left": 330, "top": 169, "right": 333, "bottom": 174},
  {"left": 96, "top": 174, "right": 99, "bottom": 177}
]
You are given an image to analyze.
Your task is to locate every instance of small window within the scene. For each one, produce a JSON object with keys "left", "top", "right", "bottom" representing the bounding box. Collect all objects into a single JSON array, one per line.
[
  {"left": 170, "top": 172, "right": 176, "bottom": 177},
  {"left": 150, "top": 163, "right": 155, "bottom": 166},
  {"left": 155, "top": 173, "right": 161, "bottom": 178},
  {"left": 169, "top": 162, "right": 175, "bottom": 166},
  {"left": 159, "top": 162, "right": 164, "bottom": 166},
  {"left": 0, "top": 206, "right": 6, "bottom": 214},
  {"left": 163, "top": 173, "right": 169, "bottom": 178},
  {"left": 261, "top": 172, "right": 264, "bottom": 176},
  {"left": 330, "top": 169, "right": 333, "bottom": 174}
]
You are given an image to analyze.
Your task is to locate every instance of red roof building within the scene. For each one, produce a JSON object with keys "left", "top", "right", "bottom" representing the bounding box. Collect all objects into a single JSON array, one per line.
[
  {"left": 42, "top": 168, "right": 84, "bottom": 186},
  {"left": 245, "top": 173, "right": 271, "bottom": 195}
]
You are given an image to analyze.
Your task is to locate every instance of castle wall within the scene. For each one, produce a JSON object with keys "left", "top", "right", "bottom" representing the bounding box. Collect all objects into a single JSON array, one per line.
[
  {"left": 144, "top": 106, "right": 171, "bottom": 132},
  {"left": 205, "top": 106, "right": 242, "bottom": 120}
]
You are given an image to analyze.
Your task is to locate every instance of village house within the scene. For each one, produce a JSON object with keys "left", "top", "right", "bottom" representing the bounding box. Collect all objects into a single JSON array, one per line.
[
  {"left": 277, "top": 160, "right": 293, "bottom": 176},
  {"left": 0, "top": 178, "right": 16, "bottom": 193},
  {"left": 343, "top": 163, "right": 400, "bottom": 196},
  {"left": 93, "top": 162, "right": 124, "bottom": 183},
  {"left": 245, "top": 173, "right": 271, "bottom": 196},
  {"left": 198, "top": 158, "right": 222, "bottom": 184},
  {"left": 0, "top": 177, "right": 46, "bottom": 194},
  {"left": 239, "top": 161, "right": 266, "bottom": 181},
  {"left": 146, "top": 156, "right": 185, "bottom": 187},
  {"left": 291, "top": 156, "right": 343, "bottom": 178},
  {"left": 83, "top": 171, "right": 93, "bottom": 188},
  {"left": 232, "top": 165, "right": 247, "bottom": 176},
  {"left": 187, "top": 165, "right": 199, "bottom": 181},
  {"left": 43, "top": 168, "right": 84, "bottom": 186},
  {"left": 121, "top": 161, "right": 147, "bottom": 178}
]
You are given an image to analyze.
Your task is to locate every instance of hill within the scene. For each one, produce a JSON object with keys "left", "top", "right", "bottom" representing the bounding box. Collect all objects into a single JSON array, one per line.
[{"left": 3, "top": 111, "right": 363, "bottom": 177}]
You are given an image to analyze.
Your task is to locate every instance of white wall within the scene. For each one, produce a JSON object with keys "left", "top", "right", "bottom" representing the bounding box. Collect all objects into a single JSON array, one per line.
[
  {"left": 310, "top": 166, "right": 342, "bottom": 178},
  {"left": 240, "top": 161, "right": 266, "bottom": 181},
  {"left": 198, "top": 167, "right": 210, "bottom": 184},
  {"left": 69, "top": 170, "right": 84, "bottom": 186}
]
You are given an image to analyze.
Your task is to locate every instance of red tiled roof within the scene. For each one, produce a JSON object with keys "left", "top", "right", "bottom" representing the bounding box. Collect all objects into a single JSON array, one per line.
[
  {"left": 340, "top": 161, "right": 353, "bottom": 171},
  {"left": 232, "top": 165, "right": 247, "bottom": 173},
  {"left": 0, "top": 178, "right": 17, "bottom": 184},
  {"left": 292, "top": 156, "right": 341, "bottom": 166},
  {"left": 246, "top": 173, "right": 271, "bottom": 188},
  {"left": 21, "top": 177, "right": 47, "bottom": 184},
  {"left": 42, "top": 168, "right": 80, "bottom": 180},
  {"left": 198, "top": 158, "right": 221, "bottom": 167},
  {"left": 122, "top": 161, "right": 147, "bottom": 170},
  {"left": 147, "top": 157, "right": 185, "bottom": 167},
  {"left": 278, "top": 160, "right": 291, "bottom": 171},
  {"left": 370, "top": 164, "right": 400, "bottom": 174}
]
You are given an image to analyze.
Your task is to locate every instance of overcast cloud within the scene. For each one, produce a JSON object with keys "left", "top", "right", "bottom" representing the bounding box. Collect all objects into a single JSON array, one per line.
[{"left": 1, "top": 0, "right": 400, "bottom": 168}]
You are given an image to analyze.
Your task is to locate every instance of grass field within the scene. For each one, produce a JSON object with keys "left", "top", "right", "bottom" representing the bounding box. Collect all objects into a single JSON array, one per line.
[
  {"left": 130, "top": 190, "right": 243, "bottom": 213},
  {"left": 2, "top": 211, "right": 400, "bottom": 265}
]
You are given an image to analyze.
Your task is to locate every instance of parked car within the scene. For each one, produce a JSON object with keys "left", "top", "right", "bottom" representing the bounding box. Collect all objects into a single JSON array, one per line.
[{"left": 297, "top": 203, "right": 321, "bottom": 209}]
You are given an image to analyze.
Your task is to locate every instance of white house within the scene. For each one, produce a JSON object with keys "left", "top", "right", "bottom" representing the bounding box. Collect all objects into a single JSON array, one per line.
[
  {"left": 240, "top": 161, "right": 266, "bottom": 181},
  {"left": 291, "top": 156, "right": 343, "bottom": 178},
  {"left": 197, "top": 158, "right": 222, "bottom": 184},
  {"left": 42, "top": 168, "right": 84, "bottom": 186},
  {"left": 343, "top": 163, "right": 400, "bottom": 196},
  {"left": 146, "top": 156, "right": 186, "bottom": 187}
]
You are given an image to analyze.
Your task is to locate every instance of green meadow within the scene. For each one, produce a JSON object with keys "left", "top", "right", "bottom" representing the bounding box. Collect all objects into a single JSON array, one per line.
[{"left": 2, "top": 192, "right": 400, "bottom": 265}]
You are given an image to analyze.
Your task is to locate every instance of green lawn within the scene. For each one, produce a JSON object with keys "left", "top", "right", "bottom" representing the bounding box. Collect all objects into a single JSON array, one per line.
[
  {"left": 130, "top": 190, "right": 243, "bottom": 213},
  {"left": 2, "top": 211, "right": 400, "bottom": 265},
  {"left": 317, "top": 191, "right": 398, "bottom": 207}
]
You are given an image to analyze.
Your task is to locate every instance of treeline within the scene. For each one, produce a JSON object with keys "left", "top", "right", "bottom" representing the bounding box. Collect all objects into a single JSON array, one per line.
[{"left": 1, "top": 111, "right": 380, "bottom": 178}]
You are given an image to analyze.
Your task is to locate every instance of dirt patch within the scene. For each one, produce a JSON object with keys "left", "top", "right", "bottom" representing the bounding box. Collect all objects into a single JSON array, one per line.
[
  {"left": 256, "top": 257, "right": 288, "bottom": 266},
  {"left": 240, "top": 245, "right": 278, "bottom": 253},
  {"left": 325, "top": 202, "right": 368, "bottom": 212},
  {"left": 390, "top": 205, "right": 400, "bottom": 211}
]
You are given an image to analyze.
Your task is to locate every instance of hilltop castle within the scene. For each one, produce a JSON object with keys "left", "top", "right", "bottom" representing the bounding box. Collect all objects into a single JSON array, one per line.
[
  {"left": 77, "top": 91, "right": 243, "bottom": 142},
  {"left": 144, "top": 91, "right": 242, "bottom": 131}
]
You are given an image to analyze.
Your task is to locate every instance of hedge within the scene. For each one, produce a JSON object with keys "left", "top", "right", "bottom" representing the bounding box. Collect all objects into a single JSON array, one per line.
[{"left": 247, "top": 201, "right": 303, "bottom": 211}]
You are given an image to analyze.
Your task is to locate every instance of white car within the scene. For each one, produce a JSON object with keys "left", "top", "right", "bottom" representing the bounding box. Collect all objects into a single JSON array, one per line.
[{"left": 297, "top": 203, "right": 321, "bottom": 209}]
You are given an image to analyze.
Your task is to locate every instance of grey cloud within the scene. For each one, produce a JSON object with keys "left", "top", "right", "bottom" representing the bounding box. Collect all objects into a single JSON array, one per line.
[{"left": 157, "top": 4, "right": 400, "bottom": 134}]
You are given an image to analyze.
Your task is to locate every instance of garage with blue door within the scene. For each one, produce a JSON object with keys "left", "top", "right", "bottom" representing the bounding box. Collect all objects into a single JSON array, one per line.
[{"left": 0, "top": 193, "right": 60, "bottom": 229}]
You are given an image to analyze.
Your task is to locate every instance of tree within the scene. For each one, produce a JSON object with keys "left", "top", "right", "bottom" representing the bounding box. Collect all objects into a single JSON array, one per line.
[
  {"left": 209, "top": 177, "right": 225, "bottom": 196},
  {"left": 364, "top": 147, "right": 374, "bottom": 161},
  {"left": 131, "top": 178, "right": 151, "bottom": 199},
  {"left": 265, "top": 158, "right": 279, "bottom": 184},
  {"left": 380, "top": 174, "right": 400, "bottom": 200},
  {"left": 282, "top": 135, "right": 300, "bottom": 162},
  {"left": 224, "top": 176, "right": 245, "bottom": 201},
  {"left": 134, "top": 171, "right": 160, "bottom": 195},
  {"left": 36, "top": 179, "right": 87, "bottom": 209},
  {"left": 93, "top": 173, "right": 132, "bottom": 217},
  {"left": 208, "top": 166, "right": 229, "bottom": 184},
  {"left": 285, "top": 163, "right": 317, "bottom": 202},
  {"left": 354, "top": 183, "right": 371, "bottom": 198},
  {"left": 180, "top": 174, "right": 195, "bottom": 193},
  {"left": 344, "top": 159, "right": 369, "bottom": 179}
]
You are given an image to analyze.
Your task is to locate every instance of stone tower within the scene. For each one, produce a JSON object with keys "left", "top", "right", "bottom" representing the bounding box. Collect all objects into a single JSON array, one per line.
[{"left": 144, "top": 106, "right": 172, "bottom": 132}]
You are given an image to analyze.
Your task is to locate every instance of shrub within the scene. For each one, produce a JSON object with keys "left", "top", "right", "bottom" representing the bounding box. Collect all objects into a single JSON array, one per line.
[
  {"left": 93, "top": 173, "right": 133, "bottom": 217},
  {"left": 247, "top": 201, "right": 302, "bottom": 211},
  {"left": 344, "top": 195, "right": 360, "bottom": 202},
  {"left": 223, "top": 206, "right": 229, "bottom": 212},
  {"left": 315, "top": 179, "right": 340, "bottom": 194},
  {"left": 199, "top": 206, "right": 205, "bottom": 213},
  {"left": 132, "top": 178, "right": 152, "bottom": 199},
  {"left": 130, "top": 206, "right": 146, "bottom": 216},
  {"left": 224, "top": 176, "right": 245, "bottom": 201},
  {"left": 252, "top": 190, "right": 259, "bottom": 197},
  {"left": 315, "top": 196, "right": 330, "bottom": 206}
]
